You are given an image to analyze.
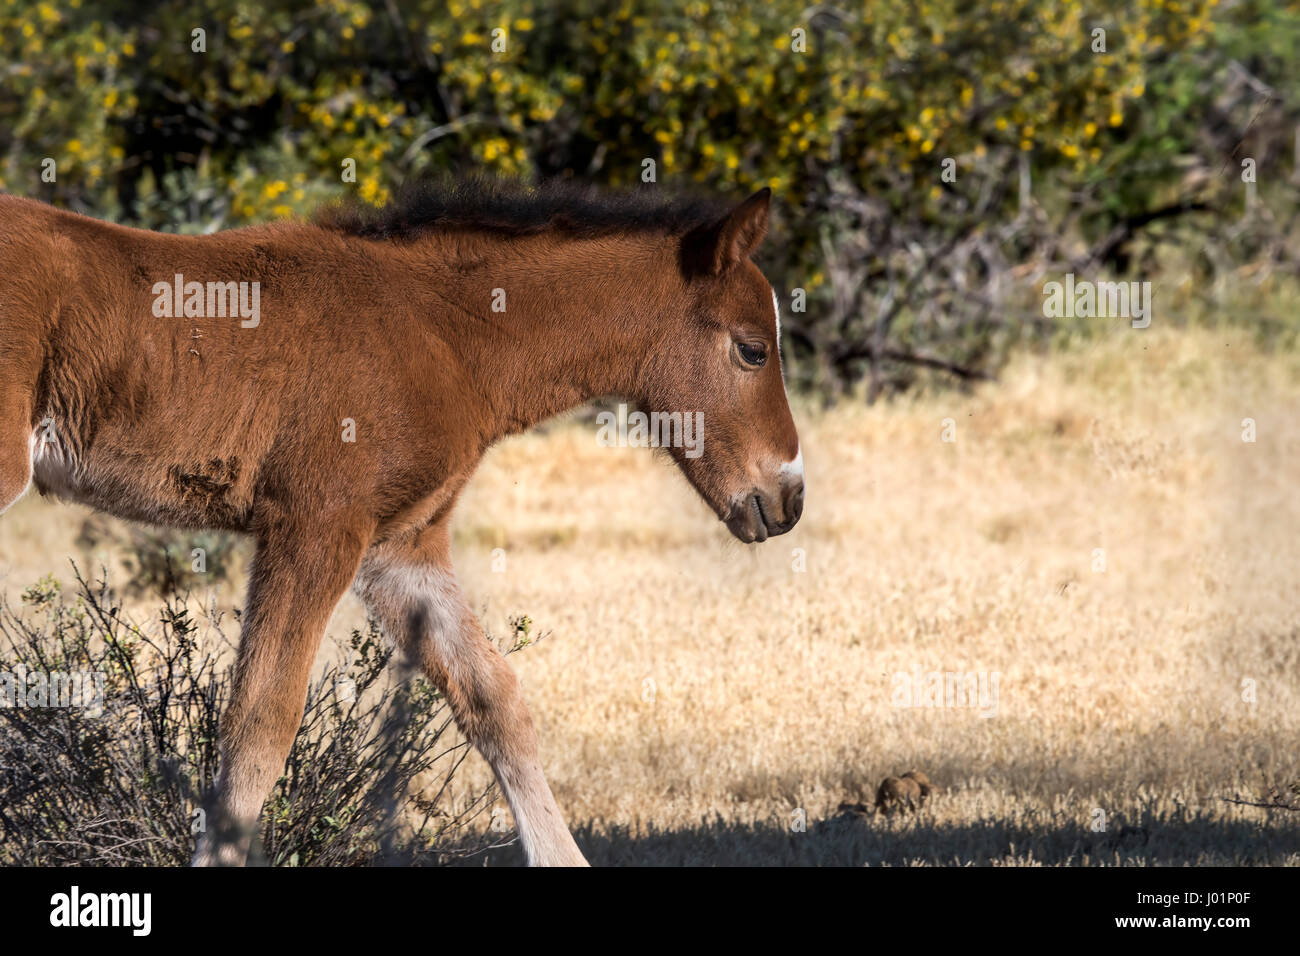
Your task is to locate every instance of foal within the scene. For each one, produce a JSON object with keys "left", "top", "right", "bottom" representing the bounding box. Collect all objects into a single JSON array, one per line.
[{"left": 0, "top": 181, "right": 804, "bottom": 866}]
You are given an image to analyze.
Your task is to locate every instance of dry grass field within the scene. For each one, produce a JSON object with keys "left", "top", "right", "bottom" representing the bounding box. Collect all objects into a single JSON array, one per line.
[{"left": 2, "top": 324, "right": 1298, "bottom": 865}]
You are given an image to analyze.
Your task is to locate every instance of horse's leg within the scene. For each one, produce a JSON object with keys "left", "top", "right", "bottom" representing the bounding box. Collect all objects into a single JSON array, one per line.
[
  {"left": 0, "top": 418, "right": 31, "bottom": 515},
  {"left": 0, "top": 361, "right": 36, "bottom": 516},
  {"left": 355, "top": 533, "right": 588, "bottom": 867},
  {"left": 194, "top": 514, "right": 371, "bottom": 865}
]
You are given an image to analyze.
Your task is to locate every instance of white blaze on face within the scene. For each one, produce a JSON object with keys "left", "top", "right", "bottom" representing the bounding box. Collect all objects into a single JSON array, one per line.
[
  {"left": 772, "top": 287, "right": 790, "bottom": 387},
  {"left": 767, "top": 286, "right": 802, "bottom": 483},
  {"left": 781, "top": 444, "right": 804, "bottom": 483}
]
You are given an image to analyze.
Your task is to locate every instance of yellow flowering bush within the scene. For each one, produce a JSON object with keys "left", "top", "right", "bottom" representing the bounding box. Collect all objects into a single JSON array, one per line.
[{"left": 0, "top": 0, "right": 1292, "bottom": 390}]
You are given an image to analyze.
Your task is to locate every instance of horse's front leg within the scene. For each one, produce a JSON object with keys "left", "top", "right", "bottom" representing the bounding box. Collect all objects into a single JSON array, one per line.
[
  {"left": 355, "top": 532, "right": 588, "bottom": 867},
  {"left": 194, "top": 513, "right": 372, "bottom": 866}
]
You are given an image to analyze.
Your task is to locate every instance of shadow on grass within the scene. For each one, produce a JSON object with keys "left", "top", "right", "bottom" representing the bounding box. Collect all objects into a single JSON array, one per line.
[{"left": 451, "top": 810, "right": 1300, "bottom": 866}]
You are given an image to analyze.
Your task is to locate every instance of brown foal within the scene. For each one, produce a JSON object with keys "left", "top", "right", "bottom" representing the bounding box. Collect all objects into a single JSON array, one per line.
[{"left": 0, "top": 181, "right": 803, "bottom": 866}]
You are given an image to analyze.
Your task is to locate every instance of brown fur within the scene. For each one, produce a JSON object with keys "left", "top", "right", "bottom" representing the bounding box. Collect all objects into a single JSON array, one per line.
[
  {"left": 902, "top": 769, "right": 934, "bottom": 800},
  {"left": 875, "top": 775, "right": 925, "bottom": 814},
  {"left": 0, "top": 185, "right": 803, "bottom": 866}
]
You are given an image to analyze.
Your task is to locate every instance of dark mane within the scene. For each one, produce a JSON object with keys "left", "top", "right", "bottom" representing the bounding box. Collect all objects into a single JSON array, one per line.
[{"left": 315, "top": 177, "right": 731, "bottom": 241}]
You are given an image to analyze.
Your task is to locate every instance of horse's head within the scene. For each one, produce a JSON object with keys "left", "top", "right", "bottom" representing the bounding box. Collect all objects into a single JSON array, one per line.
[{"left": 639, "top": 188, "right": 803, "bottom": 543}]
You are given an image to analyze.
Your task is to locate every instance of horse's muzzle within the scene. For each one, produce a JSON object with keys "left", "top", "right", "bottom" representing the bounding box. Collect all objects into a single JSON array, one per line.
[{"left": 724, "top": 478, "right": 804, "bottom": 543}]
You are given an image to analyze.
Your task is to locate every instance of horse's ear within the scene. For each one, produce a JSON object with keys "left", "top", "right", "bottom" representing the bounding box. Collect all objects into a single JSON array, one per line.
[{"left": 682, "top": 188, "right": 771, "bottom": 277}]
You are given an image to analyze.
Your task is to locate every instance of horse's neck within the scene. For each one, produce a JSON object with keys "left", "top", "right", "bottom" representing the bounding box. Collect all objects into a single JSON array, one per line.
[{"left": 410, "top": 231, "right": 673, "bottom": 443}]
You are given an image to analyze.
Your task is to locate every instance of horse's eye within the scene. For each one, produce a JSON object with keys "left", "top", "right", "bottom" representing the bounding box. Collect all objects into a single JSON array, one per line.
[{"left": 736, "top": 342, "right": 767, "bottom": 368}]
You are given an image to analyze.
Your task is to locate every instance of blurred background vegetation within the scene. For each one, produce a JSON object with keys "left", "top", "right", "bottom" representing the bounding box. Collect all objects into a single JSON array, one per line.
[{"left": 1, "top": 0, "right": 1297, "bottom": 397}]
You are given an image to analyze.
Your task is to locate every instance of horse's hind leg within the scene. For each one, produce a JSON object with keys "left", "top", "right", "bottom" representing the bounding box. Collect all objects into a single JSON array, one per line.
[
  {"left": 0, "top": 381, "right": 35, "bottom": 515},
  {"left": 355, "top": 531, "right": 588, "bottom": 867}
]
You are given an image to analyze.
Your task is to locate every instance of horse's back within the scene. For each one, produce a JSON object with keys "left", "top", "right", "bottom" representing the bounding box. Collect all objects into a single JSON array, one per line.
[
  {"left": 0, "top": 199, "right": 469, "bottom": 536},
  {"left": 0, "top": 198, "right": 263, "bottom": 529}
]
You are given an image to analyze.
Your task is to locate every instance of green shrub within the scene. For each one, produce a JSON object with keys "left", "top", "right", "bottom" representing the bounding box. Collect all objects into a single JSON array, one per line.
[{"left": 76, "top": 515, "right": 245, "bottom": 597}]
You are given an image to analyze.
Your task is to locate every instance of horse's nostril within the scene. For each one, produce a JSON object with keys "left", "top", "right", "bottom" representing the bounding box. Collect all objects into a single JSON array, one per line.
[{"left": 785, "top": 481, "right": 804, "bottom": 526}]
